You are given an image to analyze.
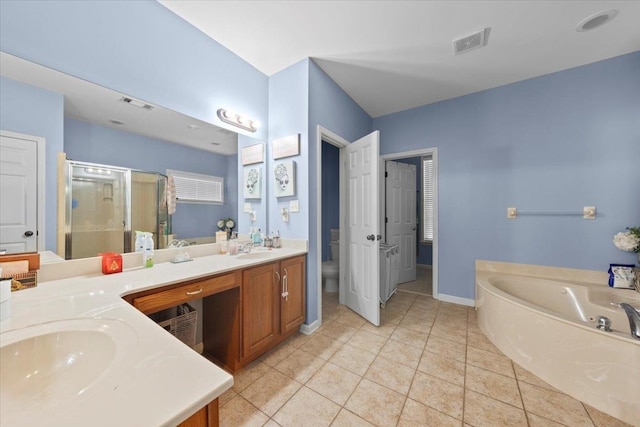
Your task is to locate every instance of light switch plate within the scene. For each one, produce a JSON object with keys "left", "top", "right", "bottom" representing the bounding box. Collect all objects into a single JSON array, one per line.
[
  {"left": 507, "top": 207, "right": 517, "bottom": 219},
  {"left": 290, "top": 200, "right": 299, "bottom": 213},
  {"left": 243, "top": 203, "right": 252, "bottom": 213}
]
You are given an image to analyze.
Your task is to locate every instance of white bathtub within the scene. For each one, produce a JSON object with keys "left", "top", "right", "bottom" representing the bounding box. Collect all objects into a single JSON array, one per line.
[{"left": 476, "top": 271, "right": 640, "bottom": 426}]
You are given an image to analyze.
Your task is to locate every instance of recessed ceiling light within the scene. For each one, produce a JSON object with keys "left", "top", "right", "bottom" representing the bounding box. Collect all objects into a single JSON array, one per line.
[
  {"left": 108, "top": 119, "right": 124, "bottom": 125},
  {"left": 576, "top": 9, "right": 618, "bottom": 32}
]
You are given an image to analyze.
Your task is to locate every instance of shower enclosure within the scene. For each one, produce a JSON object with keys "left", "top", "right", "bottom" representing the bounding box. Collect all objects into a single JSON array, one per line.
[{"left": 64, "top": 160, "right": 170, "bottom": 260}]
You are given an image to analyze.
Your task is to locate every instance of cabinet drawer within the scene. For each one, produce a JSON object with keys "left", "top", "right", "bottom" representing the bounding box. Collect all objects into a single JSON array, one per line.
[{"left": 133, "top": 272, "right": 238, "bottom": 315}]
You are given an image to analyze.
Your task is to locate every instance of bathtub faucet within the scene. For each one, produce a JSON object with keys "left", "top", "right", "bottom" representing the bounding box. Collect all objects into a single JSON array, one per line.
[{"left": 619, "top": 303, "right": 640, "bottom": 340}]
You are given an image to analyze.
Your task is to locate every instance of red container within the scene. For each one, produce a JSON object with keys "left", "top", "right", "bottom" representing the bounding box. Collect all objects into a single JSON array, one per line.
[{"left": 100, "top": 252, "right": 122, "bottom": 274}]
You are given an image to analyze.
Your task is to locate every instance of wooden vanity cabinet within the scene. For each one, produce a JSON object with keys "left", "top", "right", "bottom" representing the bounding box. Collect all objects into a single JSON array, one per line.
[{"left": 240, "top": 256, "right": 306, "bottom": 365}]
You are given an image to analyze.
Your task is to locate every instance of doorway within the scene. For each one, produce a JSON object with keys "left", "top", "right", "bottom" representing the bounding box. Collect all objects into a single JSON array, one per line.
[
  {"left": 381, "top": 149, "right": 438, "bottom": 299},
  {"left": 0, "top": 130, "right": 46, "bottom": 253}
]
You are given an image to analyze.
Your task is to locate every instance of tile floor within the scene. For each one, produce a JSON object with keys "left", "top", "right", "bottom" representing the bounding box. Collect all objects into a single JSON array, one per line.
[
  {"left": 396, "top": 268, "right": 432, "bottom": 296},
  {"left": 218, "top": 291, "right": 632, "bottom": 427}
]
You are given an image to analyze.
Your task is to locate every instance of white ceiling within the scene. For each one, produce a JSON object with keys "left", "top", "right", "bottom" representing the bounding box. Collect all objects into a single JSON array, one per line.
[
  {"left": 160, "top": 0, "right": 640, "bottom": 118},
  {"left": 0, "top": 53, "right": 238, "bottom": 155}
]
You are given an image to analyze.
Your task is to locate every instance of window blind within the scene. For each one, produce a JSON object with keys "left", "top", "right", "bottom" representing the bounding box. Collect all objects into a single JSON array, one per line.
[
  {"left": 167, "top": 169, "right": 224, "bottom": 204},
  {"left": 422, "top": 156, "right": 434, "bottom": 241}
]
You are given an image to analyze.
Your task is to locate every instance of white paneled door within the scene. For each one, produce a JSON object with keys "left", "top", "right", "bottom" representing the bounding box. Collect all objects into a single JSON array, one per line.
[
  {"left": 385, "top": 160, "right": 417, "bottom": 283},
  {"left": 0, "top": 133, "right": 38, "bottom": 253},
  {"left": 345, "top": 131, "right": 380, "bottom": 326}
]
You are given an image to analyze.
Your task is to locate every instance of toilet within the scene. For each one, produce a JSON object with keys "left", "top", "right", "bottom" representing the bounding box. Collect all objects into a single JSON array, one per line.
[{"left": 321, "top": 229, "right": 340, "bottom": 293}]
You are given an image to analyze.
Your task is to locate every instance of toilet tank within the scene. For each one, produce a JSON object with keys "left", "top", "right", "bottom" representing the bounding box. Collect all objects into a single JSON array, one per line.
[{"left": 330, "top": 241, "right": 340, "bottom": 261}]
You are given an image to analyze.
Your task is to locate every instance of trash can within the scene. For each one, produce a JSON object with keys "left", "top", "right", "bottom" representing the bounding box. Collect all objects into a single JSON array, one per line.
[{"left": 379, "top": 243, "right": 400, "bottom": 306}]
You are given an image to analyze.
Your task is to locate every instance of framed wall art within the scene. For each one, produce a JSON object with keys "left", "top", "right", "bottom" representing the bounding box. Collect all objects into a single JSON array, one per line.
[
  {"left": 243, "top": 167, "right": 262, "bottom": 199},
  {"left": 272, "top": 134, "right": 300, "bottom": 159},
  {"left": 274, "top": 160, "right": 295, "bottom": 198},
  {"left": 241, "top": 143, "right": 264, "bottom": 166}
]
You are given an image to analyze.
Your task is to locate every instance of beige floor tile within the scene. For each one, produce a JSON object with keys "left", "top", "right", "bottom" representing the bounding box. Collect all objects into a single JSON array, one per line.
[
  {"left": 466, "top": 330, "right": 500, "bottom": 354},
  {"left": 399, "top": 314, "right": 433, "bottom": 333},
  {"left": 323, "top": 310, "right": 342, "bottom": 322},
  {"left": 345, "top": 378, "right": 405, "bottom": 427},
  {"left": 359, "top": 320, "right": 397, "bottom": 338},
  {"left": 307, "top": 362, "right": 362, "bottom": 406},
  {"left": 584, "top": 404, "right": 634, "bottom": 427},
  {"left": 424, "top": 335, "right": 466, "bottom": 363},
  {"left": 274, "top": 348, "right": 326, "bottom": 383},
  {"left": 260, "top": 340, "right": 298, "bottom": 367},
  {"left": 429, "top": 322, "right": 467, "bottom": 344},
  {"left": 347, "top": 329, "right": 388, "bottom": 354},
  {"left": 512, "top": 363, "right": 557, "bottom": 391},
  {"left": 417, "top": 350, "right": 465, "bottom": 386},
  {"left": 273, "top": 386, "right": 341, "bottom": 427},
  {"left": 364, "top": 355, "right": 416, "bottom": 395},
  {"left": 382, "top": 299, "right": 412, "bottom": 314},
  {"left": 465, "top": 365, "right": 522, "bottom": 408},
  {"left": 398, "top": 398, "right": 462, "bottom": 427},
  {"left": 408, "top": 371, "right": 464, "bottom": 420},
  {"left": 240, "top": 369, "right": 302, "bottom": 416},
  {"left": 232, "top": 360, "right": 271, "bottom": 392},
  {"left": 285, "top": 331, "right": 311, "bottom": 348},
  {"left": 404, "top": 305, "right": 437, "bottom": 321},
  {"left": 380, "top": 308, "right": 405, "bottom": 326},
  {"left": 526, "top": 412, "right": 569, "bottom": 427},
  {"left": 219, "top": 395, "right": 269, "bottom": 427},
  {"left": 519, "top": 382, "right": 594, "bottom": 427},
  {"left": 263, "top": 420, "right": 282, "bottom": 427},
  {"left": 219, "top": 387, "right": 237, "bottom": 407},
  {"left": 466, "top": 346, "right": 514, "bottom": 378},
  {"left": 378, "top": 339, "right": 423, "bottom": 369},
  {"left": 331, "top": 409, "right": 375, "bottom": 427},
  {"left": 389, "top": 326, "right": 429, "bottom": 350},
  {"left": 335, "top": 310, "right": 368, "bottom": 328},
  {"left": 319, "top": 320, "right": 359, "bottom": 343},
  {"left": 463, "top": 389, "right": 528, "bottom": 427},
  {"left": 329, "top": 343, "right": 377, "bottom": 376},
  {"left": 302, "top": 334, "right": 345, "bottom": 360}
]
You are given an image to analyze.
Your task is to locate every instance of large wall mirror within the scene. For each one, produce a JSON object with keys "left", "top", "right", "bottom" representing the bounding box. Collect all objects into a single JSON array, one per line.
[{"left": 0, "top": 52, "right": 266, "bottom": 260}]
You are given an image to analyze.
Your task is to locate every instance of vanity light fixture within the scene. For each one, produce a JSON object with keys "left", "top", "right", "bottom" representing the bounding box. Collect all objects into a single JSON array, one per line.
[{"left": 217, "top": 108, "right": 258, "bottom": 133}]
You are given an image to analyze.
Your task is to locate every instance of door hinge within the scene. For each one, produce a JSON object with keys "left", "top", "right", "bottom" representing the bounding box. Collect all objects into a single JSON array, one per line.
[
  {"left": 385, "top": 217, "right": 388, "bottom": 223},
  {"left": 385, "top": 171, "right": 388, "bottom": 178}
]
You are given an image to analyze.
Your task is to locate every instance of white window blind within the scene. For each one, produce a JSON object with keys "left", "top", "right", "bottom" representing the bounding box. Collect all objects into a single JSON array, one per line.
[
  {"left": 167, "top": 169, "right": 224, "bottom": 204},
  {"left": 422, "top": 156, "right": 434, "bottom": 241}
]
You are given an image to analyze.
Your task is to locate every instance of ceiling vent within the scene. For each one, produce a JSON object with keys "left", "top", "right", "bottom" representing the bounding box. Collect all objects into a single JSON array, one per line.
[
  {"left": 453, "top": 28, "right": 491, "bottom": 55},
  {"left": 120, "top": 96, "right": 154, "bottom": 110}
]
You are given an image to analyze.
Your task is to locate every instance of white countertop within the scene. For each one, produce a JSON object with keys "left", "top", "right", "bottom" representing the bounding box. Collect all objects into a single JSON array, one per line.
[{"left": 0, "top": 247, "right": 307, "bottom": 427}]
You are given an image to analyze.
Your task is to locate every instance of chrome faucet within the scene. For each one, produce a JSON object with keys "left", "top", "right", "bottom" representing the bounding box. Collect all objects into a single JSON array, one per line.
[
  {"left": 238, "top": 242, "right": 253, "bottom": 254},
  {"left": 619, "top": 303, "right": 640, "bottom": 340}
]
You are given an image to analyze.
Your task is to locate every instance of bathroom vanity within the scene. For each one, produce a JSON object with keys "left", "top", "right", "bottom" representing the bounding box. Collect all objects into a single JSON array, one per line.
[{"left": 0, "top": 246, "right": 306, "bottom": 427}]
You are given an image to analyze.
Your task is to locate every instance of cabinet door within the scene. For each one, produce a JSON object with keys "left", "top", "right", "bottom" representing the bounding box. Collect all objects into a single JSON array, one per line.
[
  {"left": 242, "top": 262, "right": 279, "bottom": 358},
  {"left": 280, "top": 256, "right": 306, "bottom": 334}
]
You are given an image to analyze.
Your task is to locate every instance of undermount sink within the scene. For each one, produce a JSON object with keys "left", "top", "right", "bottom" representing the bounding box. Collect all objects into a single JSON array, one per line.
[
  {"left": 0, "top": 318, "right": 137, "bottom": 415},
  {"left": 236, "top": 251, "right": 274, "bottom": 260}
]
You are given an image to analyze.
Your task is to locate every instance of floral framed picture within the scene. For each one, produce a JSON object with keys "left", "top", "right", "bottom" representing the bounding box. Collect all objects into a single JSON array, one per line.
[
  {"left": 243, "top": 167, "right": 261, "bottom": 199},
  {"left": 274, "top": 160, "right": 295, "bottom": 198}
]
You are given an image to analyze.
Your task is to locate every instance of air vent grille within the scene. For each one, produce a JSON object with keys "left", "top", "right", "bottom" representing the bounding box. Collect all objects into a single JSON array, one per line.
[
  {"left": 453, "top": 28, "right": 491, "bottom": 55},
  {"left": 120, "top": 96, "right": 154, "bottom": 110}
]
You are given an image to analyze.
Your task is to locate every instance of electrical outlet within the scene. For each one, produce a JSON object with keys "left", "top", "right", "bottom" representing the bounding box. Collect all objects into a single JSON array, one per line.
[
  {"left": 290, "top": 200, "right": 299, "bottom": 213},
  {"left": 507, "top": 207, "right": 517, "bottom": 219}
]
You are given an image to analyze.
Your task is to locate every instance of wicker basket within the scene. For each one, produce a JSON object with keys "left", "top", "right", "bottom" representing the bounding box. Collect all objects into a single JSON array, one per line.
[{"left": 150, "top": 303, "right": 197, "bottom": 348}]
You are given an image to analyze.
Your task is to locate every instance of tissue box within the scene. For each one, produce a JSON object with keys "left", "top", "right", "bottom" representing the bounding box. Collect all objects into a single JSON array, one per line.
[{"left": 100, "top": 252, "right": 123, "bottom": 274}]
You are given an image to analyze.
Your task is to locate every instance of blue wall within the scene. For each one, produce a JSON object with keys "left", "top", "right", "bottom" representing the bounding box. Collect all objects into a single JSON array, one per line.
[
  {"left": 308, "top": 60, "right": 373, "bottom": 323},
  {"left": 0, "top": 77, "right": 64, "bottom": 251},
  {"left": 0, "top": 0, "right": 268, "bottom": 141},
  {"left": 374, "top": 52, "right": 640, "bottom": 301},
  {"left": 321, "top": 142, "right": 340, "bottom": 261},
  {"left": 64, "top": 118, "right": 238, "bottom": 239}
]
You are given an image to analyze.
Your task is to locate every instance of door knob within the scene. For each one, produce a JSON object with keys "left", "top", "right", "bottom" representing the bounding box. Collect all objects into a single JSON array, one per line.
[
  {"left": 412, "top": 227, "right": 416, "bottom": 231},
  {"left": 366, "top": 234, "right": 375, "bottom": 241},
  {"left": 24, "top": 230, "right": 34, "bottom": 237},
  {"left": 377, "top": 235, "right": 382, "bottom": 240}
]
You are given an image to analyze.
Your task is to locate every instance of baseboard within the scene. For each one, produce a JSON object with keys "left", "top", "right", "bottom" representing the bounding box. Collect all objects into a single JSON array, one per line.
[
  {"left": 300, "top": 319, "right": 320, "bottom": 335},
  {"left": 436, "top": 293, "right": 475, "bottom": 307},
  {"left": 417, "top": 264, "right": 432, "bottom": 270}
]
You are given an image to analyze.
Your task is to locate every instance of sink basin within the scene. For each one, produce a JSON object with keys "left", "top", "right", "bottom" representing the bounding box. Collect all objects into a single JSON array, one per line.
[
  {"left": 236, "top": 251, "right": 274, "bottom": 260},
  {"left": 0, "top": 318, "right": 137, "bottom": 415}
]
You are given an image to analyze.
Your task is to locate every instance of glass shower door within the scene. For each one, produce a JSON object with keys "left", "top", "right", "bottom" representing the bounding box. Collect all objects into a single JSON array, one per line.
[{"left": 66, "top": 163, "right": 130, "bottom": 259}]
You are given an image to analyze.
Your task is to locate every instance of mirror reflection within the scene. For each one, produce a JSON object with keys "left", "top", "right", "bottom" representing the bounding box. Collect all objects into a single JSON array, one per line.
[{"left": 0, "top": 52, "right": 256, "bottom": 260}]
